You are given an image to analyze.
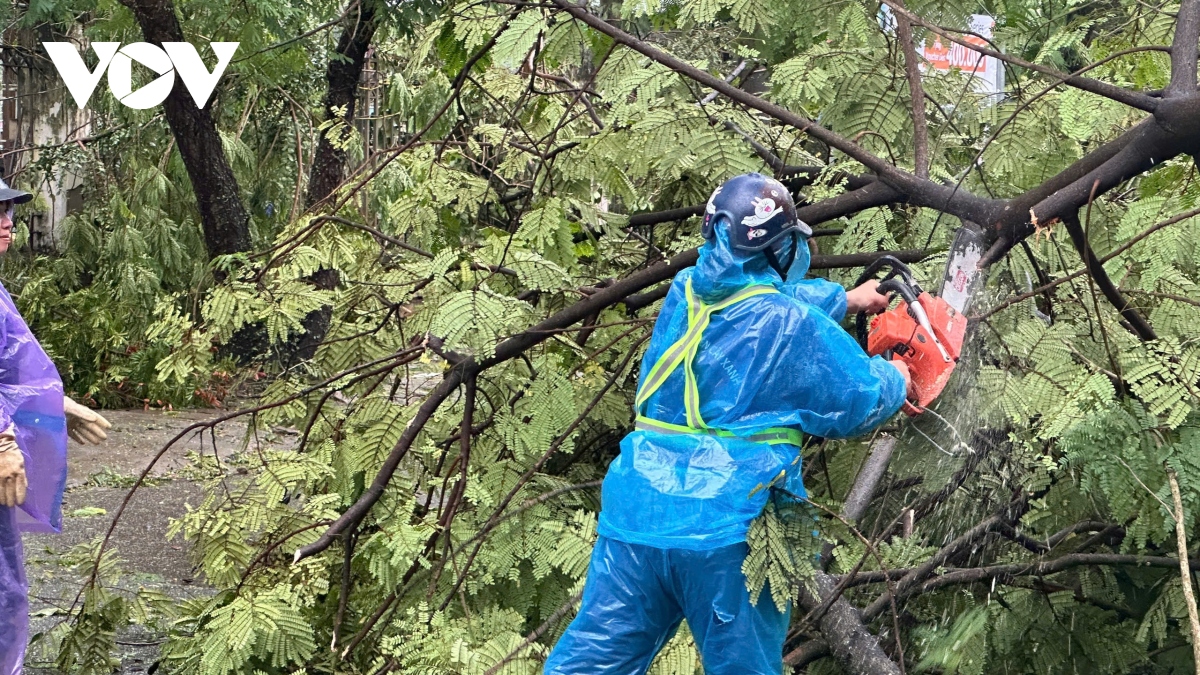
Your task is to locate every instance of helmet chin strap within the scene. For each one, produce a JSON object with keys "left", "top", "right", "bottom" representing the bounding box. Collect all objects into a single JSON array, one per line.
[{"left": 762, "top": 233, "right": 798, "bottom": 282}]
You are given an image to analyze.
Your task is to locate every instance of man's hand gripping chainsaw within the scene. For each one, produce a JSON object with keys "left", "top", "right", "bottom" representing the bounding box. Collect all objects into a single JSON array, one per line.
[{"left": 854, "top": 227, "right": 984, "bottom": 416}]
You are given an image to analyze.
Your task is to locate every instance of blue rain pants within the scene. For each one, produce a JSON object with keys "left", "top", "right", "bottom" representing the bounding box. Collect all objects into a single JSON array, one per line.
[{"left": 543, "top": 536, "right": 788, "bottom": 675}]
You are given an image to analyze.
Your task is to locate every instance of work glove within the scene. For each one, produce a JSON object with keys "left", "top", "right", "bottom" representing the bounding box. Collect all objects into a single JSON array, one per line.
[
  {"left": 64, "top": 396, "right": 112, "bottom": 445},
  {"left": 0, "top": 425, "right": 25, "bottom": 507}
]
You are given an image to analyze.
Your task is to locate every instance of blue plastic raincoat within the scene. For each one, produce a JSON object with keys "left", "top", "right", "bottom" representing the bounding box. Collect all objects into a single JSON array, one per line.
[
  {"left": 0, "top": 283, "right": 68, "bottom": 675},
  {"left": 544, "top": 229, "right": 906, "bottom": 674},
  {"left": 599, "top": 230, "right": 906, "bottom": 549}
]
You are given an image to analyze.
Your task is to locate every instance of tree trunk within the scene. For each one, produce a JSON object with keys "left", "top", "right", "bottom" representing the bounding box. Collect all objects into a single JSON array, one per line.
[
  {"left": 118, "top": 0, "right": 251, "bottom": 257},
  {"left": 306, "top": 1, "right": 377, "bottom": 209},
  {"left": 292, "top": 0, "right": 378, "bottom": 361},
  {"left": 798, "top": 574, "right": 903, "bottom": 675}
]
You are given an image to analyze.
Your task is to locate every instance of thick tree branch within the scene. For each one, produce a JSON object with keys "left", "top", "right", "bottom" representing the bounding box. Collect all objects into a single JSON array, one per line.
[
  {"left": 981, "top": 107, "right": 1200, "bottom": 265},
  {"left": 891, "top": 0, "right": 930, "bottom": 178},
  {"left": 1170, "top": 0, "right": 1200, "bottom": 94},
  {"left": 841, "top": 435, "right": 899, "bottom": 524},
  {"left": 795, "top": 573, "right": 902, "bottom": 675},
  {"left": 820, "top": 435, "right": 898, "bottom": 568},
  {"left": 997, "top": 119, "right": 1146, "bottom": 229}
]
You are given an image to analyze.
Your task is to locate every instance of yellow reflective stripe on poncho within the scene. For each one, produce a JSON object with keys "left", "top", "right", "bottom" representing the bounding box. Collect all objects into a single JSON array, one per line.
[
  {"left": 634, "top": 416, "right": 804, "bottom": 446},
  {"left": 633, "top": 279, "right": 802, "bottom": 447},
  {"left": 634, "top": 280, "right": 774, "bottom": 412}
]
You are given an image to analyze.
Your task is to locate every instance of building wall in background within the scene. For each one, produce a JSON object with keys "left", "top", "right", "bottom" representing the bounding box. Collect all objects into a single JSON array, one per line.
[{"left": 0, "top": 24, "right": 89, "bottom": 253}]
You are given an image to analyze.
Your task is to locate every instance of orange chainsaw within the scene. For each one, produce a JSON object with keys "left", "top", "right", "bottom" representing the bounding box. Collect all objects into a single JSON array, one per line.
[{"left": 854, "top": 226, "right": 985, "bottom": 416}]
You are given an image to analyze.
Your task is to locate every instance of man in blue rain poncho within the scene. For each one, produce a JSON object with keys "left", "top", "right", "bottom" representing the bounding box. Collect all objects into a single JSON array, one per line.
[
  {"left": 544, "top": 173, "right": 912, "bottom": 674},
  {"left": 0, "top": 179, "right": 112, "bottom": 675}
]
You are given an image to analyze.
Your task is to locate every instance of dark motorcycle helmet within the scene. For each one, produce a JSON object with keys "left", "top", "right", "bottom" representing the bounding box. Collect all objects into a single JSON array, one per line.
[{"left": 701, "top": 173, "right": 811, "bottom": 280}]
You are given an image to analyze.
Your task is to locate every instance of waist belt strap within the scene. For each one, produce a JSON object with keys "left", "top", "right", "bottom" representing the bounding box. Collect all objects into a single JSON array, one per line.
[
  {"left": 633, "top": 279, "right": 802, "bottom": 447},
  {"left": 635, "top": 416, "right": 803, "bottom": 447}
]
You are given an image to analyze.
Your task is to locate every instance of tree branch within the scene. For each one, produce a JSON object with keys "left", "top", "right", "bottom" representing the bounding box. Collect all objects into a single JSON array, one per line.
[
  {"left": 295, "top": 366, "right": 466, "bottom": 561},
  {"left": 890, "top": 0, "right": 930, "bottom": 177},
  {"left": 1061, "top": 210, "right": 1158, "bottom": 340},
  {"left": 976, "top": 204, "right": 1200, "bottom": 320},
  {"left": 553, "top": 0, "right": 895, "bottom": 171},
  {"left": 983, "top": 123, "right": 1168, "bottom": 265},
  {"left": 879, "top": 0, "right": 1162, "bottom": 112},
  {"left": 795, "top": 573, "right": 902, "bottom": 675},
  {"left": 1167, "top": 468, "right": 1200, "bottom": 667},
  {"left": 844, "top": 552, "right": 1200, "bottom": 588},
  {"left": 540, "top": 10, "right": 1009, "bottom": 232},
  {"left": 994, "top": 520, "right": 1115, "bottom": 554},
  {"left": 627, "top": 205, "right": 703, "bottom": 226},
  {"left": 862, "top": 514, "right": 1004, "bottom": 621},
  {"left": 820, "top": 435, "right": 898, "bottom": 568}
]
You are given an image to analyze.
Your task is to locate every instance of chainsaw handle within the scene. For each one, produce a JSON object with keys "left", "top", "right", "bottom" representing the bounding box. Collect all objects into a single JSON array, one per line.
[
  {"left": 854, "top": 255, "right": 922, "bottom": 293},
  {"left": 854, "top": 277, "right": 922, "bottom": 349},
  {"left": 877, "top": 278, "right": 919, "bottom": 306}
]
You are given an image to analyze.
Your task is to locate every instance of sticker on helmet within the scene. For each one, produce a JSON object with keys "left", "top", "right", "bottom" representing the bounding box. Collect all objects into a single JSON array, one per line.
[
  {"left": 742, "top": 197, "right": 779, "bottom": 227},
  {"left": 747, "top": 228, "right": 767, "bottom": 239},
  {"left": 706, "top": 186, "right": 722, "bottom": 215}
]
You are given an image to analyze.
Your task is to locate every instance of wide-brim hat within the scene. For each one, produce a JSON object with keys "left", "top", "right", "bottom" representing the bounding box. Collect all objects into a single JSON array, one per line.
[{"left": 0, "top": 177, "right": 32, "bottom": 205}]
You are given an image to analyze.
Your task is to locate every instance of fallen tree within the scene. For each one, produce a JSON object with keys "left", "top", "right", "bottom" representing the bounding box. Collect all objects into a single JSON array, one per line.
[{"left": 51, "top": 0, "right": 1200, "bottom": 672}]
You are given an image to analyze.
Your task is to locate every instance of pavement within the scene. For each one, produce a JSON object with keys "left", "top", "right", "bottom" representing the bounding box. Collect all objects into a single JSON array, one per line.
[{"left": 20, "top": 407, "right": 294, "bottom": 674}]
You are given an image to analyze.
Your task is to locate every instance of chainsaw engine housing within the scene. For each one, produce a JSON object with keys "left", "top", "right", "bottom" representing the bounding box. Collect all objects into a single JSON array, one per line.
[{"left": 866, "top": 292, "right": 968, "bottom": 413}]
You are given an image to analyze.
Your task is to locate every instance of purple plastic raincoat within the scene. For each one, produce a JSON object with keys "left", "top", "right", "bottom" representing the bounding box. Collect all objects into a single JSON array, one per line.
[{"left": 0, "top": 283, "right": 67, "bottom": 675}]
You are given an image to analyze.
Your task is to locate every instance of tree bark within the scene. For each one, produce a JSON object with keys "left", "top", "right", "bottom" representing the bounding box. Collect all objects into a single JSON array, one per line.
[
  {"left": 294, "top": 0, "right": 379, "bottom": 361},
  {"left": 890, "top": 0, "right": 930, "bottom": 178},
  {"left": 796, "top": 574, "right": 902, "bottom": 675},
  {"left": 306, "top": 0, "right": 378, "bottom": 209},
  {"left": 118, "top": 0, "right": 251, "bottom": 257}
]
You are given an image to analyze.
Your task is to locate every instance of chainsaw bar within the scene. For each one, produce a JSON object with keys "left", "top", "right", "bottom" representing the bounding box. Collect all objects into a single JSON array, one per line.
[{"left": 938, "top": 223, "right": 985, "bottom": 315}]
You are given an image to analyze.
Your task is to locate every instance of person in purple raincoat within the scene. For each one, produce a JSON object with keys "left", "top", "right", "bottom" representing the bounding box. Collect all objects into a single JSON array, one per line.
[{"left": 0, "top": 178, "right": 112, "bottom": 675}]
